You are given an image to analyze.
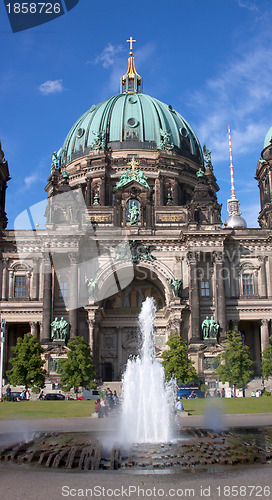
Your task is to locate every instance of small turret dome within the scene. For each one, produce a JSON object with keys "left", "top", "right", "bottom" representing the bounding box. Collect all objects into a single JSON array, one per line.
[
  {"left": 264, "top": 126, "right": 272, "bottom": 150},
  {"left": 225, "top": 214, "right": 247, "bottom": 229}
]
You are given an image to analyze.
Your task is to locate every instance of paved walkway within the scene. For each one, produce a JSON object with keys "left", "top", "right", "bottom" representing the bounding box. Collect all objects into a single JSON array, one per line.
[{"left": 0, "top": 412, "right": 271, "bottom": 444}]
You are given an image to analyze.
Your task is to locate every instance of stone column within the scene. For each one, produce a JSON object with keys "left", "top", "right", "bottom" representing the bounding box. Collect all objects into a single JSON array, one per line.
[
  {"left": 3, "top": 323, "right": 9, "bottom": 373},
  {"left": 213, "top": 251, "right": 227, "bottom": 338},
  {"left": 258, "top": 256, "right": 267, "bottom": 298},
  {"left": 146, "top": 201, "right": 152, "bottom": 228},
  {"left": 100, "top": 176, "right": 105, "bottom": 206},
  {"left": 8, "top": 270, "right": 14, "bottom": 299},
  {"left": 117, "top": 327, "right": 123, "bottom": 378},
  {"left": 68, "top": 253, "right": 78, "bottom": 339},
  {"left": 154, "top": 178, "right": 160, "bottom": 205},
  {"left": 266, "top": 256, "right": 272, "bottom": 298},
  {"left": 260, "top": 319, "right": 270, "bottom": 353},
  {"left": 187, "top": 252, "right": 200, "bottom": 342},
  {"left": 94, "top": 324, "right": 101, "bottom": 378},
  {"left": 2, "top": 258, "right": 8, "bottom": 300},
  {"left": 38, "top": 321, "right": 43, "bottom": 341},
  {"left": 27, "top": 271, "right": 31, "bottom": 298},
  {"left": 30, "top": 259, "right": 40, "bottom": 300},
  {"left": 87, "top": 319, "right": 95, "bottom": 353},
  {"left": 173, "top": 179, "right": 179, "bottom": 205},
  {"left": 229, "top": 260, "right": 237, "bottom": 298},
  {"left": 159, "top": 176, "right": 164, "bottom": 205},
  {"left": 41, "top": 256, "right": 52, "bottom": 343},
  {"left": 121, "top": 200, "right": 126, "bottom": 226},
  {"left": 86, "top": 179, "right": 91, "bottom": 206}
]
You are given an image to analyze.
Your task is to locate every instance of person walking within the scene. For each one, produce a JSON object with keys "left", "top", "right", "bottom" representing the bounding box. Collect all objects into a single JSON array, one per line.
[
  {"left": 113, "top": 390, "right": 119, "bottom": 405},
  {"left": 6, "top": 386, "right": 11, "bottom": 401}
]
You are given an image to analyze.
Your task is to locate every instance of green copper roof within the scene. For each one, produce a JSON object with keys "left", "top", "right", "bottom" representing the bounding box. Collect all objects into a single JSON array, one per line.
[
  {"left": 61, "top": 93, "right": 203, "bottom": 165},
  {"left": 264, "top": 126, "right": 272, "bottom": 149}
]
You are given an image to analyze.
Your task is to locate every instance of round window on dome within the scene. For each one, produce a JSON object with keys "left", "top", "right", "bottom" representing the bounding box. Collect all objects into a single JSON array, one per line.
[
  {"left": 77, "top": 128, "right": 85, "bottom": 138},
  {"left": 127, "top": 118, "right": 139, "bottom": 128},
  {"left": 128, "top": 96, "right": 137, "bottom": 104},
  {"left": 180, "top": 127, "right": 187, "bottom": 137}
]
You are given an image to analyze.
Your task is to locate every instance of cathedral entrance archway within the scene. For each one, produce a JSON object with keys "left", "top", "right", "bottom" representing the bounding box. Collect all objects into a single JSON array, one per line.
[{"left": 95, "top": 265, "right": 177, "bottom": 381}]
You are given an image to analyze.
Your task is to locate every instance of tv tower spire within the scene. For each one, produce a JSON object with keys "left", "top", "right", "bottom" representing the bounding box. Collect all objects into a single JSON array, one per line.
[
  {"left": 225, "top": 125, "right": 247, "bottom": 228},
  {"left": 228, "top": 125, "right": 236, "bottom": 199}
]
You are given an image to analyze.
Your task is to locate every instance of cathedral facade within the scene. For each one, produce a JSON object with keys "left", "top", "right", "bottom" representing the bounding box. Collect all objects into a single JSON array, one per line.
[{"left": 1, "top": 42, "right": 272, "bottom": 385}]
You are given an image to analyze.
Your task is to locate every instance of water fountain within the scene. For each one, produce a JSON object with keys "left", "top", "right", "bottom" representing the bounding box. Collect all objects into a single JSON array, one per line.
[{"left": 120, "top": 297, "right": 175, "bottom": 444}]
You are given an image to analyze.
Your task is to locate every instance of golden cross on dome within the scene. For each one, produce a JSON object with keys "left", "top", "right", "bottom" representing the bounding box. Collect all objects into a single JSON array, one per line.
[{"left": 127, "top": 37, "right": 136, "bottom": 53}]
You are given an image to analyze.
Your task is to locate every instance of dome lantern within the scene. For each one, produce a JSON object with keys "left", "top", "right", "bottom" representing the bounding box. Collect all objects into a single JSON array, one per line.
[{"left": 121, "top": 37, "right": 143, "bottom": 94}]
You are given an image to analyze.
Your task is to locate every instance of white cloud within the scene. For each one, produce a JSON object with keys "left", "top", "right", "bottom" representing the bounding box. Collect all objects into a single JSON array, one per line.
[
  {"left": 39, "top": 79, "right": 64, "bottom": 95},
  {"left": 188, "top": 44, "right": 272, "bottom": 161},
  {"left": 95, "top": 43, "right": 124, "bottom": 68},
  {"left": 23, "top": 157, "right": 49, "bottom": 190},
  {"left": 237, "top": 0, "right": 259, "bottom": 12},
  {"left": 24, "top": 172, "right": 41, "bottom": 189}
]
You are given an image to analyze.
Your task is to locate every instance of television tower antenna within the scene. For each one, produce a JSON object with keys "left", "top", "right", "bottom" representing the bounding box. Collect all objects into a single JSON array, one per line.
[
  {"left": 228, "top": 125, "right": 236, "bottom": 199},
  {"left": 225, "top": 126, "right": 247, "bottom": 228}
]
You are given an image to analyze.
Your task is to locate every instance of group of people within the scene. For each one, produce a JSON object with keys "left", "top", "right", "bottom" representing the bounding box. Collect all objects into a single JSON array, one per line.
[
  {"left": 251, "top": 388, "right": 266, "bottom": 397},
  {"left": 94, "top": 387, "right": 119, "bottom": 418},
  {"left": 6, "top": 386, "right": 30, "bottom": 401},
  {"left": 205, "top": 388, "right": 225, "bottom": 398},
  {"left": 20, "top": 389, "right": 30, "bottom": 400}
]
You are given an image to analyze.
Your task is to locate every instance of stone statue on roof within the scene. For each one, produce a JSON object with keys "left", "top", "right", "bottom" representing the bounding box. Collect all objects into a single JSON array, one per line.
[
  {"left": 159, "top": 129, "right": 174, "bottom": 150},
  {"left": 51, "top": 151, "right": 59, "bottom": 170},
  {"left": 116, "top": 170, "right": 131, "bottom": 189},
  {"left": 203, "top": 145, "right": 213, "bottom": 169},
  {"left": 91, "top": 131, "right": 106, "bottom": 150},
  {"left": 137, "top": 170, "right": 150, "bottom": 189}
]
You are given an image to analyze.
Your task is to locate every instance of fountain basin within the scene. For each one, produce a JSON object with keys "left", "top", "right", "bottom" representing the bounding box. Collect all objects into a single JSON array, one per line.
[{"left": 1, "top": 427, "right": 272, "bottom": 472}]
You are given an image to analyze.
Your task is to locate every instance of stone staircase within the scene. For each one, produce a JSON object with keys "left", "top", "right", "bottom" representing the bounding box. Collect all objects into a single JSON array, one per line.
[
  {"left": 97, "top": 382, "right": 122, "bottom": 398},
  {"left": 245, "top": 377, "right": 272, "bottom": 396}
]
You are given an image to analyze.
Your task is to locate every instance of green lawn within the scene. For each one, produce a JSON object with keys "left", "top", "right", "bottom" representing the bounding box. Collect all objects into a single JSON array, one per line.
[
  {"left": 0, "top": 397, "right": 271, "bottom": 419},
  {"left": 0, "top": 400, "right": 95, "bottom": 418},
  {"left": 183, "top": 397, "right": 272, "bottom": 415}
]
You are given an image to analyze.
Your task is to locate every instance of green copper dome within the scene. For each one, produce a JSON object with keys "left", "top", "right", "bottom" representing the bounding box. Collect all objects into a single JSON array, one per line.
[
  {"left": 60, "top": 93, "right": 203, "bottom": 166},
  {"left": 264, "top": 126, "right": 272, "bottom": 150}
]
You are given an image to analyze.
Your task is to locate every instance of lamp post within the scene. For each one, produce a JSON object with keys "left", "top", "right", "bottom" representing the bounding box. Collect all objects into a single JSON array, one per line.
[{"left": 0, "top": 318, "right": 5, "bottom": 401}]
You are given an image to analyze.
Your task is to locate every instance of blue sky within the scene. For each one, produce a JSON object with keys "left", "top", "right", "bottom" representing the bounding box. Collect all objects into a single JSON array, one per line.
[{"left": 1, "top": 0, "right": 272, "bottom": 228}]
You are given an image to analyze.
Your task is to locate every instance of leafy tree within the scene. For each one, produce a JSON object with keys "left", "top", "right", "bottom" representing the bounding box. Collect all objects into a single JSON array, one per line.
[
  {"left": 58, "top": 336, "right": 96, "bottom": 391},
  {"left": 161, "top": 333, "right": 198, "bottom": 383},
  {"left": 215, "top": 330, "right": 254, "bottom": 393},
  {"left": 262, "top": 335, "right": 272, "bottom": 381},
  {"left": 7, "top": 334, "right": 45, "bottom": 389}
]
